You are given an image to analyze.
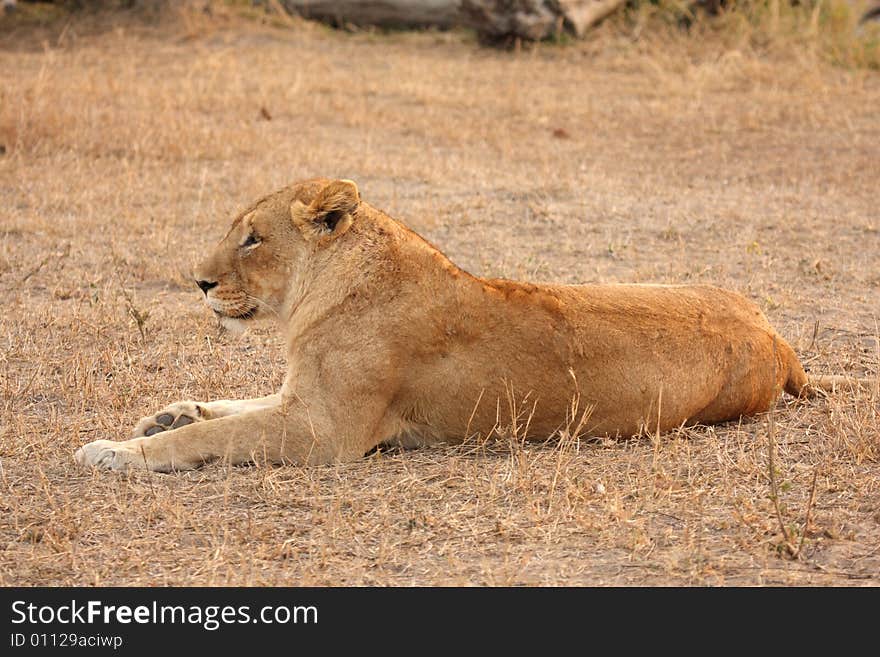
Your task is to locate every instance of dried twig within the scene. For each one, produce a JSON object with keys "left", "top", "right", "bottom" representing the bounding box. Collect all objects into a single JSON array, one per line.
[
  {"left": 140, "top": 445, "right": 156, "bottom": 498},
  {"left": 119, "top": 285, "right": 149, "bottom": 340},
  {"left": 795, "top": 467, "right": 819, "bottom": 559},
  {"left": 20, "top": 255, "right": 50, "bottom": 283},
  {"left": 807, "top": 319, "right": 820, "bottom": 352},
  {"left": 768, "top": 337, "right": 797, "bottom": 557}
]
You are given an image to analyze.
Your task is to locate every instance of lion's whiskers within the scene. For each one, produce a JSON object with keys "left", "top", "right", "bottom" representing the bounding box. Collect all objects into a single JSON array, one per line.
[{"left": 245, "top": 293, "right": 280, "bottom": 319}]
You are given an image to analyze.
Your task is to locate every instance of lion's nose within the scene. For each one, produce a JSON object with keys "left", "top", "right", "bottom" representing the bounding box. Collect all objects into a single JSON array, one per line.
[{"left": 196, "top": 279, "right": 218, "bottom": 295}]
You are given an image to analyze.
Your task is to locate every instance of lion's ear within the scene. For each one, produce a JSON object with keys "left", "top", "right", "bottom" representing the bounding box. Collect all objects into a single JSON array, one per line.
[{"left": 290, "top": 179, "right": 359, "bottom": 242}]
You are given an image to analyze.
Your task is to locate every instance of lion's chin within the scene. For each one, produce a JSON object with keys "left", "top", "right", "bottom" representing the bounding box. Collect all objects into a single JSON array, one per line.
[{"left": 218, "top": 315, "right": 250, "bottom": 335}]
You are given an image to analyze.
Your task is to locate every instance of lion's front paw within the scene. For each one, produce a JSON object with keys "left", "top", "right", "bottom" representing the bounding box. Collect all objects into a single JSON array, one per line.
[
  {"left": 75, "top": 439, "right": 142, "bottom": 471},
  {"left": 132, "top": 401, "right": 206, "bottom": 438}
]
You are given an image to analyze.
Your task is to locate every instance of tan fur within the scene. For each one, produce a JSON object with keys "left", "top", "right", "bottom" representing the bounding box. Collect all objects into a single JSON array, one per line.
[{"left": 75, "top": 179, "right": 868, "bottom": 472}]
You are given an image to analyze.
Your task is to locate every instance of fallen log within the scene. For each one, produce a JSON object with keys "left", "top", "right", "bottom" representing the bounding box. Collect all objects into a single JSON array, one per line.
[
  {"left": 460, "top": 0, "right": 628, "bottom": 39},
  {"left": 279, "top": 0, "right": 628, "bottom": 39},
  {"left": 279, "top": 1, "right": 460, "bottom": 30}
]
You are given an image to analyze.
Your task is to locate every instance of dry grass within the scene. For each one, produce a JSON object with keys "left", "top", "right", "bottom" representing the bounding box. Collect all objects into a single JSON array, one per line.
[
  {"left": 0, "top": 7, "right": 878, "bottom": 586},
  {"left": 619, "top": 0, "right": 880, "bottom": 70}
]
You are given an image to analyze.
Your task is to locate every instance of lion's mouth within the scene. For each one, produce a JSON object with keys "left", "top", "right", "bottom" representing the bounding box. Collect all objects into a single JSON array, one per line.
[
  {"left": 213, "top": 305, "right": 258, "bottom": 321},
  {"left": 231, "top": 306, "right": 257, "bottom": 320}
]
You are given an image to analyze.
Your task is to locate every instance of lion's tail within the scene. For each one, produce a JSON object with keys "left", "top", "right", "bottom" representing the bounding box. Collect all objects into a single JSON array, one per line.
[{"left": 799, "top": 374, "right": 876, "bottom": 397}]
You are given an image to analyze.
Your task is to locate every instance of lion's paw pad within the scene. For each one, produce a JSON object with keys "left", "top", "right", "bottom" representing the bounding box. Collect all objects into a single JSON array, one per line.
[{"left": 133, "top": 403, "right": 203, "bottom": 438}]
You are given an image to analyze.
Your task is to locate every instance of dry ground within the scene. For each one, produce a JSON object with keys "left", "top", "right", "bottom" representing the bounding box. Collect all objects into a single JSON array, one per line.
[{"left": 1, "top": 10, "right": 878, "bottom": 586}]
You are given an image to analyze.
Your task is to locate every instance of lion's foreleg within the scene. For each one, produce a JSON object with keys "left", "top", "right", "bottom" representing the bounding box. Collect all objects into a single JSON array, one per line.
[
  {"left": 131, "top": 394, "right": 282, "bottom": 438},
  {"left": 78, "top": 399, "right": 379, "bottom": 472}
]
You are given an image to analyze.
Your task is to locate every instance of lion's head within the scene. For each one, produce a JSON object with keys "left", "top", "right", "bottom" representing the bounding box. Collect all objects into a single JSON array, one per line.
[{"left": 193, "top": 178, "right": 361, "bottom": 332}]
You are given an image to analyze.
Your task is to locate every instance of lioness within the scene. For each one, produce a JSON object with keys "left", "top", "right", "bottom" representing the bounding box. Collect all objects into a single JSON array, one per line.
[{"left": 76, "top": 178, "right": 859, "bottom": 471}]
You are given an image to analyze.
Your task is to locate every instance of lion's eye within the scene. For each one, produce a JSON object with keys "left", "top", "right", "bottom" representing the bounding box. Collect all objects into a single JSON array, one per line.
[{"left": 241, "top": 234, "right": 261, "bottom": 249}]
